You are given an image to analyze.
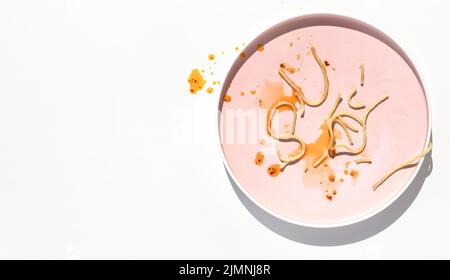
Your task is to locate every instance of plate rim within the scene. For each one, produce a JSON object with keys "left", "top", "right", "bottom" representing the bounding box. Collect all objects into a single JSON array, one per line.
[{"left": 216, "top": 13, "right": 432, "bottom": 228}]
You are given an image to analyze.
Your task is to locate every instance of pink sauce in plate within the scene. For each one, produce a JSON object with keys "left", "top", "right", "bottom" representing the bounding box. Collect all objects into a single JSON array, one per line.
[{"left": 219, "top": 23, "right": 429, "bottom": 226}]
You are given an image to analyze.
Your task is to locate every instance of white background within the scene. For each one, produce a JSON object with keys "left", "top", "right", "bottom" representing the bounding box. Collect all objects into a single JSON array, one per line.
[{"left": 0, "top": 0, "right": 449, "bottom": 259}]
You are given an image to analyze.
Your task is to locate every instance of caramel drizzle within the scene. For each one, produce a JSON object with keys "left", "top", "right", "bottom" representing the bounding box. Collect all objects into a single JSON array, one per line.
[
  {"left": 267, "top": 101, "right": 306, "bottom": 170},
  {"left": 329, "top": 95, "right": 389, "bottom": 158},
  {"left": 355, "top": 158, "right": 372, "bottom": 165},
  {"left": 278, "top": 46, "right": 329, "bottom": 109},
  {"left": 264, "top": 46, "right": 430, "bottom": 192},
  {"left": 360, "top": 64, "right": 365, "bottom": 87},
  {"left": 348, "top": 89, "right": 365, "bottom": 110},
  {"left": 372, "top": 143, "right": 432, "bottom": 191}
]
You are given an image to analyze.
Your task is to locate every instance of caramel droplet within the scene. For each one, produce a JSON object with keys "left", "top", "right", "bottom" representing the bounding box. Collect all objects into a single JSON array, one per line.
[
  {"left": 350, "top": 170, "right": 359, "bottom": 178},
  {"left": 257, "top": 44, "right": 264, "bottom": 52},
  {"left": 206, "top": 87, "right": 214, "bottom": 94},
  {"left": 188, "top": 69, "right": 206, "bottom": 94},
  {"left": 268, "top": 164, "right": 281, "bottom": 177},
  {"left": 255, "top": 152, "right": 264, "bottom": 166},
  {"left": 223, "top": 95, "right": 232, "bottom": 103},
  {"left": 208, "top": 54, "right": 215, "bottom": 61},
  {"left": 328, "top": 175, "right": 335, "bottom": 183},
  {"left": 287, "top": 66, "right": 296, "bottom": 74}
]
